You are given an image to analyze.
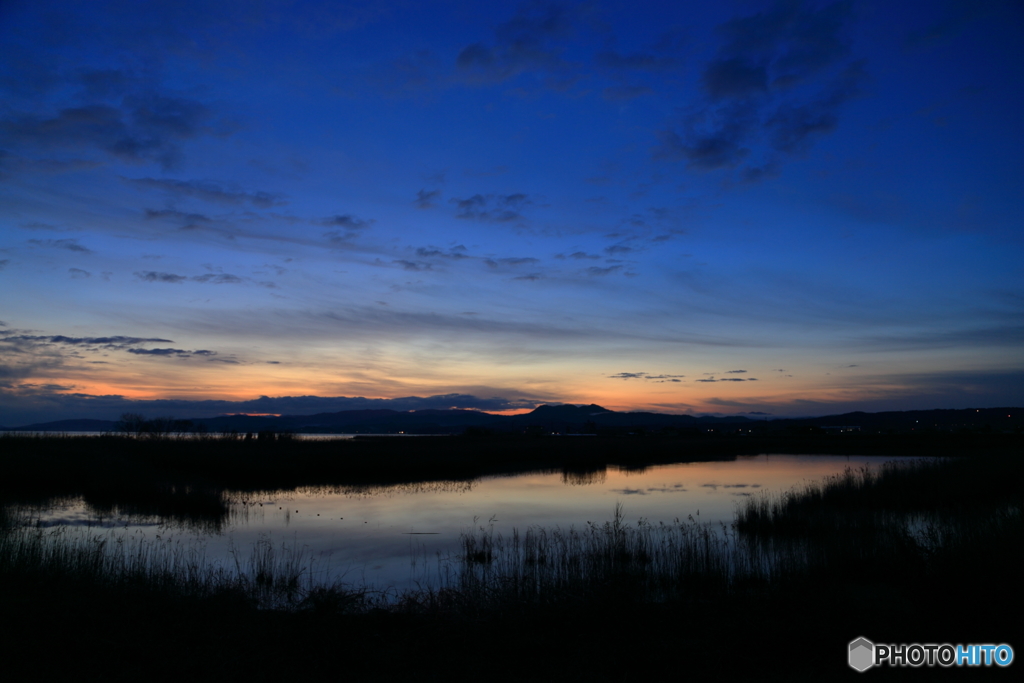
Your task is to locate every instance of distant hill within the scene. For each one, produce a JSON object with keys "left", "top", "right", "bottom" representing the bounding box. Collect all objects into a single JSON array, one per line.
[
  {"left": 3, "top": 405, "right": 1019, "bottom": 435},
  {"left": 784, "top": 408, "right": 1021, "bottom": 432}
]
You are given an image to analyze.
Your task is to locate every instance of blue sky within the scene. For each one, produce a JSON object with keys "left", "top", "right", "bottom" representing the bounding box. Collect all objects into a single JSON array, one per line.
[{"left": 1, "top": 0, "right": 1022, "bottom": 425}]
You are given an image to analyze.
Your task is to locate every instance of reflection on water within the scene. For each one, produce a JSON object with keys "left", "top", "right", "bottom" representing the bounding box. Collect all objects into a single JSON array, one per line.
[
  {"left": 284, "top": 479, "right": 478, "bottom": 498},
  {"left": 6, "top": 454, "right": 896, "bottom": 591},
  {"left": 561, "top": 466, "right": 607, "bottom": 486}
]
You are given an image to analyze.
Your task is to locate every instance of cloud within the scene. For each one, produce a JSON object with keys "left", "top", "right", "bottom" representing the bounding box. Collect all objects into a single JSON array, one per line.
[
  {"left": 191, "top": 273, "right": 243, "bottom": 284},
  {"left": 323, "top": 213, "right": 374, "bottom": 245},
  {"left": 609, "top": 371, "right": 684, "bottom": 379},
  {"left": 696, "top": 376, "right": 758, "bottom": 383},
  {"left": 0, "top": 334, "right": 173, "bottom": 348},
  {"left": 68, "top": 268, "right": 91, "bottom": 278},
  {"left": 654, "top": 101, "right": 755, "bottom": 171},
  {"left": 135, "top": 271, "right": 187, "bottom": 283},
  {"left": 455, "top": 2, "right": 577, "bottom": 85},
  {"left": 0, "top": 330, "right": 202, "bottom": 392},
  {"left": 414, "top": 189, "right": 441, "bottom": 209},
  {"left": 715, "top": 0, "right": 852, "bottom": 88},
  {"left": 27, "top": 238, "right": 92, "bottom": 253},
  {"left": 555, "top": 251, "right": 600, "bottom": 260},
  {"left": 609, "top": 371, "right": 685, "bottom": 383},
  {"left": 324, "top": 214, "right": 371, "bottom": 229},
  {"left": 393, "top": 259, "right": 430, "bottom": 271},
  {"left": 126, "top": 177, "right": 285, "bottom": 207},
  {"left": 126, "top": 348, "right": 215, "bottom": 358},
  {"left": 584, "top": 265, "right": 622, "bottom": 277},
  {"left": 654, "top": 0, "right": 863, "bottom": 178},
  {"left": 450, "top": 193, "right": 530, "bottom": 222},
  {"left": 766, "top": 61, "right": 865, "bottom": 153},
  {"left": 1, "top": 93, "right": 231, "bottom": 168},
  {"left": 485, "top": 256, "right": 539, "bottom": 267},
  {"left": 417, "top": 246, "right": 470, "bottom": 260},
  {"left": 144, "top": 208, "right": 212, "bottom": 224},
  {"left": 134, "top": 271, "right": 245, "bottom": 285}
]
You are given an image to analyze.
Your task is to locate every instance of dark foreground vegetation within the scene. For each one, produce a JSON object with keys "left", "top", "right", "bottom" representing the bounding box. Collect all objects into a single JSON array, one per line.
[{"left": 1, "top": 433, "right": 1021, "bottom": 681}]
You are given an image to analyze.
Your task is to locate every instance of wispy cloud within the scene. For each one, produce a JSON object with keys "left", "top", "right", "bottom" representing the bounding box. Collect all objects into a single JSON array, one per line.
[
  {"left": 126, "top": 347, "right": 215, "bottom": 358},
  {"left": 134, "top": 271, "right": 246, "bottom": 285},
  {"left": 126, "top": 177, "right": 285, "bottom": 207},
  {"left": 28, "top": 238, "right": 92, "bottom": 253},
  {"left": 2, "top": 94, "right": 232, "bottom": 169},
  {"left": 414, "top": 189, "right": 441, "bottom": 209},
  {"left": 135, "top": 271, "right": 188, "bottom": 283},
  {"left": 450, "top": 193, "right": 531, "bottom": 222},
  {"left": 455, "top": 3, "right": 577, "bottom": 86},
  {"left": 654, "top": 0, "right": 864, "bottom": 179},
  {"left": 608, "top": 372, "right": 685, "bottom": 383}
]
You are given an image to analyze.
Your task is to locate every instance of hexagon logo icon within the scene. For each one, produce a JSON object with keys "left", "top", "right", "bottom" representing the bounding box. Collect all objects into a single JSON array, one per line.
[{"left": 849, "top": 637, "right": 875, "bottom": 672}]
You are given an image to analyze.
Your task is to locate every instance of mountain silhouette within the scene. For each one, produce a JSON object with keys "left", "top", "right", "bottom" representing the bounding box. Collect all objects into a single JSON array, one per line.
[{"left": 3, "top": 405, "right": 1019, "bottom": 435}]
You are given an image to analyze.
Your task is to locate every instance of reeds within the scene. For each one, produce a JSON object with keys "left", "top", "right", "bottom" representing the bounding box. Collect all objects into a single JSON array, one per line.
[
  {"left": 0, "top": 513, "right": 374, "bottom": 611},
  {"left": 452, "top": 505, "right": 739, "bottom": 605},
  {"left": 436, "top": 456, "right": 1022, "bottom": 610}
]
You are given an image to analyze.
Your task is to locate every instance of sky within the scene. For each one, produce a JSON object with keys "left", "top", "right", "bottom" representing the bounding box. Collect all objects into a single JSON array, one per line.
[{"left": 1, "top": 0, "right": 1022, "bottom": 425}]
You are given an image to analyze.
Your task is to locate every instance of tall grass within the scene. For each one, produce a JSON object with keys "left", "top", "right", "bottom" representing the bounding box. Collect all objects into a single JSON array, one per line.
[
  {"left": 0, "top": 510, "right": 374, "bottom": 611},
  {"left": 434, "top": 456, "right": 1022, "bottom": 610},
  {"left": 735, "top": 457, "right": 1021, "bottom": 537},
  {"left": 450, "top": 505, "right": 742, "bottom": 605}
]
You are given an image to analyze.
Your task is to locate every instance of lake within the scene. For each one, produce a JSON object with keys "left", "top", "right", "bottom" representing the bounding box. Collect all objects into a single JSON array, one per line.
[{"left": 15, "top": 453, "right": 898, "bottom": 592}]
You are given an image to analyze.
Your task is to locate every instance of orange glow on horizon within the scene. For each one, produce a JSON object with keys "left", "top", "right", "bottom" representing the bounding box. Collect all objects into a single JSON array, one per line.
[
  {"left": 224, "top": 413, "right": 282, "bottom": 417},
  {"left": 21, "top": 355, "right": 953, "bottom": 419}
]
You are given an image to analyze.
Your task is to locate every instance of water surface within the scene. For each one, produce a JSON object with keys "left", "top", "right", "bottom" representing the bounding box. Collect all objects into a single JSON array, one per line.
[{"left": 19, "top": 454, "right": 896, "bottom": 590}]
